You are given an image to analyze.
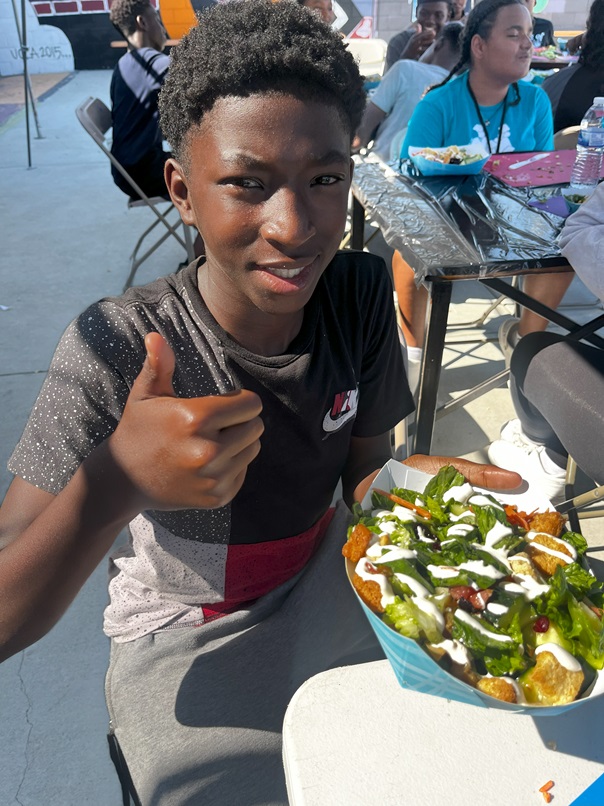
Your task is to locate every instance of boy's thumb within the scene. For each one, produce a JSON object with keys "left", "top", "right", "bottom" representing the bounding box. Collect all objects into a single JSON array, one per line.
[{"left": 133, "top": 332, "right": 176, "bottom": 399}]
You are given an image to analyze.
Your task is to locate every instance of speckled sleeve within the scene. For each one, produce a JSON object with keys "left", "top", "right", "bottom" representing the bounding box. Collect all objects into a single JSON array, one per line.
[{"left": 8, "top": 301, "right": 147, "bottom": 495}]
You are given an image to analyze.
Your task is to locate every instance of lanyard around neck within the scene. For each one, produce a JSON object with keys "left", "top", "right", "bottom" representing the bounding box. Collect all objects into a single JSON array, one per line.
[{"left": 467, "top": 79, "right": 509, "bottom": 155}]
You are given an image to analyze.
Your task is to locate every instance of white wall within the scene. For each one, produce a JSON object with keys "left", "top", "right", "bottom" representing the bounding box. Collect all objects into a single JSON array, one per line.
[{"left": 0, "top": 0, "right": 74, "bottom": 76}]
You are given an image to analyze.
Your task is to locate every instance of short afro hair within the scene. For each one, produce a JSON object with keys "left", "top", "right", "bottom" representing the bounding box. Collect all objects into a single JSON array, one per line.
[
  {"left": 159, "top": 0, "right": 366, "bottom": 163},
  {"left": 109, "top": 0, "right": 152, "bottom": 37}
]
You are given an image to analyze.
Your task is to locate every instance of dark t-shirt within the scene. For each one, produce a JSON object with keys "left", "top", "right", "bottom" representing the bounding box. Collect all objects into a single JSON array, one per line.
[
  {"left": 110, "top": 47, "right": 169, "bottom": 181},
  {"left": 385, "top": 30, "right": 414, "bottom": 73},
  {"left": 543, "top": 63, "right": 604, "bottom": 132},
  {"left": 9, "top": 252, "right": 413, "bottom": 640}
]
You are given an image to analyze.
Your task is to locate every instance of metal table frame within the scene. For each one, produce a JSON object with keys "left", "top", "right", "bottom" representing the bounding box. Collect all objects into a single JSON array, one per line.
[{"left": 350, "top": 194, "right": 604, "bottom": 455}]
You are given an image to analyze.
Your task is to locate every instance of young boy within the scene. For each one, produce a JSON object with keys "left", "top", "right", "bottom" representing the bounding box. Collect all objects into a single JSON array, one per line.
[
  {"left": 0, "top": 2, "right": 519, "bottom": 802},
  {"left": 109, "top": 0, "right": 170, "bottom": 199}
]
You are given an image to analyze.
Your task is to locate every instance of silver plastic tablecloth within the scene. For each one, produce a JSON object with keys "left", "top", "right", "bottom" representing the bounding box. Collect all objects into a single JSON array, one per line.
[{"left": 351, "top": 154, "right": 568, "bottom": 284}]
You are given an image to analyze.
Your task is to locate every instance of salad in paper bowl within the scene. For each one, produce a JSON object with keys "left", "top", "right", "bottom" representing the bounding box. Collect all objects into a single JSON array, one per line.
[
  {"left": 408, "top": 144, "right": 489, "bottom": 176},
  {"left": 343, "top": 461, "right": 604, "bottom": 714}
]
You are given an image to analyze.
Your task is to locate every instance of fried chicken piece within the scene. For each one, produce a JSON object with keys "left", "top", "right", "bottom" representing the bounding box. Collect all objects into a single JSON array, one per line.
[
  {"left": 529, "top": 511, "right": 566, "bottom": 538},
  {"left": 352, "top": 573, "right": 385, "bottom": 614},
  {"left": 519, "top": 650, "right": 583, "bottom": 706},
  {"left": 342, "top": 523, "right": 373, "bottom": 563},
  {"left": 527, "top": 533, "right": 574, "bottom": 577},
  {"left": 477, "top": 676, "right": 517, "bottom": 703}
]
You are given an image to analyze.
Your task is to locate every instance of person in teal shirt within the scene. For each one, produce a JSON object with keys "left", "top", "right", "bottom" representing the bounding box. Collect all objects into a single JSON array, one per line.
[
  {"left": 393, "top": 0, "right": 568, "bottom": 396},
  {"left": 400, "top": 70, "right": 553, "bottom": 158}
]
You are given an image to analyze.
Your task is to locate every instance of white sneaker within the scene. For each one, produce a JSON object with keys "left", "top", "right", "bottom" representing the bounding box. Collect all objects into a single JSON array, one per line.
[
  {"left": 499, "top": 419, "right": 535, "bottom": 450},
  {"left": 487, "top": 438, "right": 567, "bottom": 504}
]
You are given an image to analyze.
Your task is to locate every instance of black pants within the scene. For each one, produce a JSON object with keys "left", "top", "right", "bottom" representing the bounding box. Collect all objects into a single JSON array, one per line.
[
  {"left": 112, "top": 148, "right": 170, "bottom": 201},
  {"left": 510, "top": 332, "right": 604, "bottom": 483}
]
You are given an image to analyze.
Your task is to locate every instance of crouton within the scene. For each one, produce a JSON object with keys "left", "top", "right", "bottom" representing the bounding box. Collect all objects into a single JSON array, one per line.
[
  {"left": 519, "top": 650, "right": 583, "bottom": 706},
  {"left": 477, "top": 676, "right": 517, "bottom": 703}
]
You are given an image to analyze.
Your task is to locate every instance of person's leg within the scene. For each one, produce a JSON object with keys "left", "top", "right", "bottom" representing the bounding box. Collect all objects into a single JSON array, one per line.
[
  {"left": 521, "top": 338, "right": 604, "bottom": 484},
  {"left": 105, "top": 501, "right": 383, "bottom": 805},
  {"left": 517, "top": 273, "right": 575, "bottom": 336},
  {"left": 509, "top": 332, "right": 567, "bottom": 456},
  {"left": 392, "top": 250, "right": 426, "bottom": 349},
  {"left": 499, "top": 273, "right": 575, "bottom": 363}
]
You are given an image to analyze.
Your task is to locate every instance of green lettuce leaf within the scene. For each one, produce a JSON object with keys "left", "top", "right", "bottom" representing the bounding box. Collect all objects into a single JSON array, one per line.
[
  {"left": 561, "top": 530, "right": 588, "bottom": 557},
  {"left": 385, "top": 596, "right": 443, "bottom": 644},
  {"left": 423, "top": 465, "right": 466, "bottom": 500},
  {"left": 452, "top": 612, "right": 527, "bottom": 676}
]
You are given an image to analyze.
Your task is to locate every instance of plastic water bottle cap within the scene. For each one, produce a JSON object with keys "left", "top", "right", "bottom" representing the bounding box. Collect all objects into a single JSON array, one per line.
[{"left": 594, "top": 97, "right": 604, "bottom": 104}]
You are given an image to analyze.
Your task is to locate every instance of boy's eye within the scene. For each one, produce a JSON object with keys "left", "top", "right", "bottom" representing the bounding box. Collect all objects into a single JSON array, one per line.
[
  {"left": 312, "top": 175, "right": 341, "bottom": 186},
  {"left": 224, "top": 177, "right": 263, "bottom": 189}
]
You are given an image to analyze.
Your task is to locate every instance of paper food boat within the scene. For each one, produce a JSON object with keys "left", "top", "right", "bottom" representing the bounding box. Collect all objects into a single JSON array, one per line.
[{"left": 346, "top": 460, "right": 604, "bottom": 715}]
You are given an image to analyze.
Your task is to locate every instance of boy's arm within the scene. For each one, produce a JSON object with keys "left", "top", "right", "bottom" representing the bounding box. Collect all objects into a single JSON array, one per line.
[
  {"left": 342, "top": 434, "right": 522, "bottom": 507},
  {"left": 0, "top": 333, "right": 263, "bottom": 662}
]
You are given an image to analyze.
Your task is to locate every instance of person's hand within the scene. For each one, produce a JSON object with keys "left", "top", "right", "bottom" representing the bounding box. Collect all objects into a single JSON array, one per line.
[
  {"left": 353, "top": 454, "right": 521, "bottom": 503},
  {"left": 105, "top": 332, "right": 264, "bottom": 513},
  {"left": 402, "top": 25, "right": 437, "bottom": 60},
  {"left": 403, "top": 454, "right": 522, "bottom": 490}
]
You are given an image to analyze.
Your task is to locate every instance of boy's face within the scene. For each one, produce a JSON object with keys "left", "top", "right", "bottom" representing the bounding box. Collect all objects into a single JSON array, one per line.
[{"left": 168, "top": 93, "right": 353, "bottom": 326}]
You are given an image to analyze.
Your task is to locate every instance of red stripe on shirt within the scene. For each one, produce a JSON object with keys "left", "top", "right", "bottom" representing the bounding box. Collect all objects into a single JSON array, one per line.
[{"left": 201, "top": 507, "right": 335, "bottom": 620}]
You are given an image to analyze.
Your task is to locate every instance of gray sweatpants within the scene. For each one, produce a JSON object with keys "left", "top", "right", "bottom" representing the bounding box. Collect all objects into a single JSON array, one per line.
[{"left": 105, "top": 500, "right": 383, "bottom": 805}]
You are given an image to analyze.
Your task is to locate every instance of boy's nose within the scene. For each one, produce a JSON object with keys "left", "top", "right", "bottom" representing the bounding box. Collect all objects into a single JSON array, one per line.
[{"left": 260, "top": 191, "right": 316, "bottom": 249}]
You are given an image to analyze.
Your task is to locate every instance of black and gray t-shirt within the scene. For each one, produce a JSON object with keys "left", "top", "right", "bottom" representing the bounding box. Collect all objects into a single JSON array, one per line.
[{"left": 9, "top": 252, "right": 412, "bottom": 641}]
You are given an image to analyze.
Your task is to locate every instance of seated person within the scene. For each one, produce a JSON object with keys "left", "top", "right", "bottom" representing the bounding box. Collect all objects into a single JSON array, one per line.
[
  {"left": 354, "top": 22, "right": 463, "bottom": 161},
  {"left": 520, "top": 0, "right": 556, "bottom": 48},
  {"left": 0, "top": 2, "right": 520, "bottom": 803},
  {"left": 488, "top": 181, "right": 604, "bottom": 501},
  {"left": 297, "top": 0, "right": 336, "bottom": 25},
  {"left": 393, "top": 0, "right": 569, "bottom": 388},
  {"left": 542, "top": 0, "right": 604, "bottom": 132},
  {"left": 449, "top": 0, "right": 468, "bottom": 24},
  {"left": 109, "top": 0, "right": 170, "bottom": 199},
  {"left": 385, "top": 0, "right": 451, "bottom": 71}
]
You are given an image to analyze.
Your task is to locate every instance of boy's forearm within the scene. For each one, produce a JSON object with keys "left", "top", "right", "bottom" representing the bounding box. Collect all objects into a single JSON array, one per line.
[{"left": 0, "top": 445, "right": 135, "bottom": 662}]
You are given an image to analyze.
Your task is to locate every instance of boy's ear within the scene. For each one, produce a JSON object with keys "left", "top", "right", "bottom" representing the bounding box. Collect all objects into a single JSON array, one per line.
[{"left": 165, "top": 159, "right": 196, "bottom": 226}]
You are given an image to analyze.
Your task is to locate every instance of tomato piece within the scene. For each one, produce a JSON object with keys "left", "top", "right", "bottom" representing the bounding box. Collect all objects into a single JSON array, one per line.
[
  {"left": 468, "top": 589, "right": 493, "bottom": 610},
  {"left": 450, "top": 586, "right": 475, "bottom": 601}
]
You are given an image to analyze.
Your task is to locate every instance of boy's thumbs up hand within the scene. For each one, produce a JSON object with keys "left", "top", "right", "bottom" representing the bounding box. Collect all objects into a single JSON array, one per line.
[{"left": 107, "top": 333, "right": 264, "bottom": 514}]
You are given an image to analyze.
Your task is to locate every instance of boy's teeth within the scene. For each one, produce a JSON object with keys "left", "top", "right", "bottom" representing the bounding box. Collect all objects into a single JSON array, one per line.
[{"left": 269, "top": 266, "right": 305, "bottom": 278}]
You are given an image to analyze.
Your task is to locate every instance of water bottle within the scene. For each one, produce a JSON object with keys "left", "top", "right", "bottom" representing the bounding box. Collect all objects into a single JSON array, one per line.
[{"left": 569, "top": 97, "right": 604, "bottom": 191}]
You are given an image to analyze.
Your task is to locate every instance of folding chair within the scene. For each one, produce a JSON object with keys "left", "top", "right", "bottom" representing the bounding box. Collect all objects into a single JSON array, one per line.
[{"left": 75, "top": 97, "right": 195, "bottom": 291}]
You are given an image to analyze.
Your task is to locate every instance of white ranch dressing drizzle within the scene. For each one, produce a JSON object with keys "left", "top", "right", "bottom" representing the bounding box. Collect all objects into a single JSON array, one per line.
[
  {"left": 511, "top": 573, "right": 550, "bottom": 601},
  {"left": 485, "top": 519, "right": 513, "bottom": 549},
  {"left": 427, "top": 565, "right": 459, "bottom": 580},
  {"left": 486, "top": 602, "right": 508, "bottom": 616},
  {"left": 378, "top": 520, "right": 398, "bottom": 535},
  {"left": 414, "top": 595, "right": 445, "bottom": 631},
  {"left": 392, "top": 506, "right": 418, "bottom": 523},
  {"left": 447, "top": 523, "right": 475, "bottom": 537},
  {"left": 526, "top": 531, "right": 577, "bottom": 562},
  {"left": 371, "top": 547, "right": 416, "bottom": 563},
  {"left": 458, "top": 559, "right": 505, "bottom": 580},
  {"left": 469, "top": 494, "right": 504, "bottom": 510},
  {"left": 472, "top": 542, "right": 512, "bottom": 572},
  {"left": 536, "top": 642, "right": 582, "bottom": 673},
  {"left": 442, "top": 483, "right": 474, "bottom": 504},
  {"left": 354, "top": 557, "right": 396, "bottom": 608},
  {"left": 455, "top": 609, "right": 515, "bottom": 643},
  {"left": 416, "top": 526, "right": 436, "bottom": 543},
  {"left": 433, "top": 638, "right": 470, "bottom": 666}
]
